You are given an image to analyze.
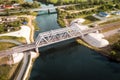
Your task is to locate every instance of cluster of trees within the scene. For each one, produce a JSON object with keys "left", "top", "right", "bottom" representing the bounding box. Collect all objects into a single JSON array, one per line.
[
  {"left": 110, "top": 40, "right": 120, "bottom": 59},
  {"left": 57, "top": 9, "right": 66, "bottom": 27},
  {"left": 36, "top": 0, "right": 113, "bottom": 5},
  {"left": 112, "top": 40, "right": 120, "bottom": 51},
  {"left": 0, "top": 21, "right": 21, "bottom": 33},
  {"left": 37, "top": 0, "right": 87, "bottom": 5},
  {"left": 0, "top": 17, "right": 28, "bottom": 33},
  {"left": 0, "top": 0, "right": 24, "bottom": 5},
  {"left": 65, "top": 0, "right": 120, "bottom": 11},
  {"left": 21, "top": 1, "right": 40, "bottom": 9},
  {"left": 57, "top": 0, "right": 120, "bottom": 27}
]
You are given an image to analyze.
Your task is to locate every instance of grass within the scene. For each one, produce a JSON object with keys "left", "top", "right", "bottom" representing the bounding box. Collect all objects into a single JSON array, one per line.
[
  {"left": 101, "top": 25, "right": 120, "bottom": 33},
  {"left": 32, "top": 20, "right": 40, "bottom": 31},
  {"left": 0, "top": 64, "right": 19, "bottom": 80},
  {"left": 100, "top": 18, "right": 120, "bottom": 26},
  {"left": 0, "top": 42, "right": 16, "bottom": 51},
  {"left": 0, "top": 36, "right": 26, "bottom": 43},
  {"left": 105, "top": 33, "right": 120, "bottom": 44},
  {"left": 0, "top": 56, "right": 9, "bottom": 64}
]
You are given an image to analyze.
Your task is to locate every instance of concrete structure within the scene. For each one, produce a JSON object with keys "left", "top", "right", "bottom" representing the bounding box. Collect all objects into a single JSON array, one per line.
[
  {"left": 70, "top": 18, "right": 109, "bottom": 48},
  {"left": 12, "top": 52, "right": 24, "bottom": 64},
  {"left": 83, "top": 32, "right": 109, "bottom": 48}
]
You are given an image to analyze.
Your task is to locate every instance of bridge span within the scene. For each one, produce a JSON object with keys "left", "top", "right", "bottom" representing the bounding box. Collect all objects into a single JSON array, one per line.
[
  {"left": 30, "top": 4, "right": 80, "bottom": 12},
  {"left": 0, "top": 26, "right": 100, "bottom": 57}
]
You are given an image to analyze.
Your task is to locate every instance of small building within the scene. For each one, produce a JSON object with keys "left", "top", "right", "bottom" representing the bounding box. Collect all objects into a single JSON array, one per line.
[
  {"left": 22, "top": 21, "right": 28, "bottom": 25},
  {"left": 113, "top": 11, "right": 120, "bottom": 15},
  {"left": 4, "top": 5, "right": 14, "bottom": 9},
  {"left": 4, "top": 16, "right": 17, "bottom": 22},
  {"left": 98, "top": 12, "right": 110, "bottom": 17}
]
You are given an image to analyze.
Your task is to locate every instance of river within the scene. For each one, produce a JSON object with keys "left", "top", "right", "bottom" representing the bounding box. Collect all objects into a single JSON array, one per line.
[{"left": 28, "top": 2, "right": 120, "bottom": 80}]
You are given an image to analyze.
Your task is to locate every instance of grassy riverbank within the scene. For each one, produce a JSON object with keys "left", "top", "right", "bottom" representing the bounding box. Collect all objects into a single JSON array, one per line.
[
  {"left": 0, "top": 62, "right": 19, "bottom": 80},
  {"left": 0, "top": 36, "right": 26, "bottom": 43},
  {"left": 76, "top": 32, "right": 120, "bottom": 62},
  {"left": 0, "top": 42, "right": 16, "bottom": 51}
]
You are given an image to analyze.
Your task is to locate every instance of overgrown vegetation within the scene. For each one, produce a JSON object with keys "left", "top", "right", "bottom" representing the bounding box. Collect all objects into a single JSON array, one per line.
[
  {"left": 57, "top": 0, "right": 120, "bottom": 27},
  {"left": 0, "top": 16, "right": 29, "bottom": 34},
  {"left": 21, "top": 1, "right": 40, "bottom": 9},
  {"left": 110, "top": 39, "right": 120, "bottom": 60},
  {"left": 37, "top": 0, "right": 112, "bottom": 5},
  {"left": 0, "top": 63, "right": 19, "bottom": 80}
]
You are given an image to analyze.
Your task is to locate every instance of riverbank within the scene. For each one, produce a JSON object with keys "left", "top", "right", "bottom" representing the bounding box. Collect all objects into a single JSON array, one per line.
[
  {"left": 19, "top": 15, "right": 39, "bottom": 80},
  {"left": 76, "top": 31, "right": 120, "bottom": 62}
]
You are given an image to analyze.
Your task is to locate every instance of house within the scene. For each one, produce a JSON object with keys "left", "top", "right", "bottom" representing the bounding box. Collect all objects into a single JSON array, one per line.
[
  {"left": 98, "top": 12, "right": 110, "bottom": 17},
  {"left": 4, "top": 5, "right": 14, "bottom": 9},
  {"left": 5, "top": 16, "right": 17, "bottom": 22},
  {"left": 113, "top": 11, "right": 120, "bottom": 15}
]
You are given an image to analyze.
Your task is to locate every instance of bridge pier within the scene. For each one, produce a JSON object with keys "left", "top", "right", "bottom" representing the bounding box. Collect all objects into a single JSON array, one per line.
[
  {"left": 35, "top": 47, "right": 39, "bottom": 53},
  {"left": 48, "top": 9, "right": 50, "bottom": 14}
]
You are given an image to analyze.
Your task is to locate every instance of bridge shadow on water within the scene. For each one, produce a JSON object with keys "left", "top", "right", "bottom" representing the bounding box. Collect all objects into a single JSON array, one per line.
[
  {"left": 37, "top": 12, "right": 57, "bottom": 16},
  {"left": 38, "top": 39, "right": 80, "bottom": 57}
]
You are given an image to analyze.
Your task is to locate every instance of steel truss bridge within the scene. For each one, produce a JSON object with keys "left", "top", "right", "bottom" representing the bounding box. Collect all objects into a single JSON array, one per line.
[{"left": 0, "top": 26, "right": 99, "bottom": 57}]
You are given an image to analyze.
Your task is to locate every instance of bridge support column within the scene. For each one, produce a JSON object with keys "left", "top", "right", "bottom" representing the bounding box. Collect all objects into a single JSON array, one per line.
[
  {"left": 48, "top": 9, "right": 50, "bottom": 14},
  {"left": 35, "top": 47, "right": 39, "bottom": 53}
]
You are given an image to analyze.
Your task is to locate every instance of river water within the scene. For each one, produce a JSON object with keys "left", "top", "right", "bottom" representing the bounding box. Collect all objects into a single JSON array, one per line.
[{"left": 28, "top": 2, "right": 120, "bottom": 80}]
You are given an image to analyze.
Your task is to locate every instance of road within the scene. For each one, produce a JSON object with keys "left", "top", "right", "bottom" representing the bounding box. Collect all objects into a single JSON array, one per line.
[
  {"left": 103, "top": 28, "right": 120, "bottom": 37},
  {"left": 0, "top": 4, "right": 80, "bottom": 15},
  {"left": 15, "top": 53, "right": 30, "bottom": 80},
  {"left": 65, "top": 6, "right": 100, "bottom": 14}
]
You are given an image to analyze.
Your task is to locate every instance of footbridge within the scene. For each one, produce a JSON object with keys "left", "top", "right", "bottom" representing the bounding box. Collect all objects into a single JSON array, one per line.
[{"left": 0, "top": 26, "right": 100, "bottom": 57}]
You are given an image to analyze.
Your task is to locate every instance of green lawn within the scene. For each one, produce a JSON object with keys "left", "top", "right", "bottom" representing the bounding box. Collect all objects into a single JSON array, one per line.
[
  {"left": 0, "top": 36, "right": 26, "bottom": 43},
  {"left": 0, "top": 42, "right": 16, "bottom": 51}
]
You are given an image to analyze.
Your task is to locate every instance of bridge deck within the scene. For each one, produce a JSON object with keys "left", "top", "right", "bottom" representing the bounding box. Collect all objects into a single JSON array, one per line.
[{"left": 0, "top": 26, "right": 100, "bottom": 57}]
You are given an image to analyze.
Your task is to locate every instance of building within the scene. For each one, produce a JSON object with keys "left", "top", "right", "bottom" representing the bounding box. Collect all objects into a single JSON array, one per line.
[
  {"left": 113, "top": 11, "right": 120, "bottom": 15},
  {"left": 4, "top": 5, "right": 14, "bottom": 9},
  {"left": 98, "top": 12, "right": 110, "bottom": 17}
]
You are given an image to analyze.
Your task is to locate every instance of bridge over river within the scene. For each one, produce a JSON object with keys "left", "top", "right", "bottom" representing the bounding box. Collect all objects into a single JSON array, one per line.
[{"left": 0, "top": 25, "right": 102, "bottom": 58}]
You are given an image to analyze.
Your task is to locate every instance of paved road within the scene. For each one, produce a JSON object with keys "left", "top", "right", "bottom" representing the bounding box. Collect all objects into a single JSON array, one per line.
[
  {"left": 103, "top": 28, "right": 120, "bottom": 37},
  {"left": 16, "top": 53, "right": 30, "bottom": 80}
]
